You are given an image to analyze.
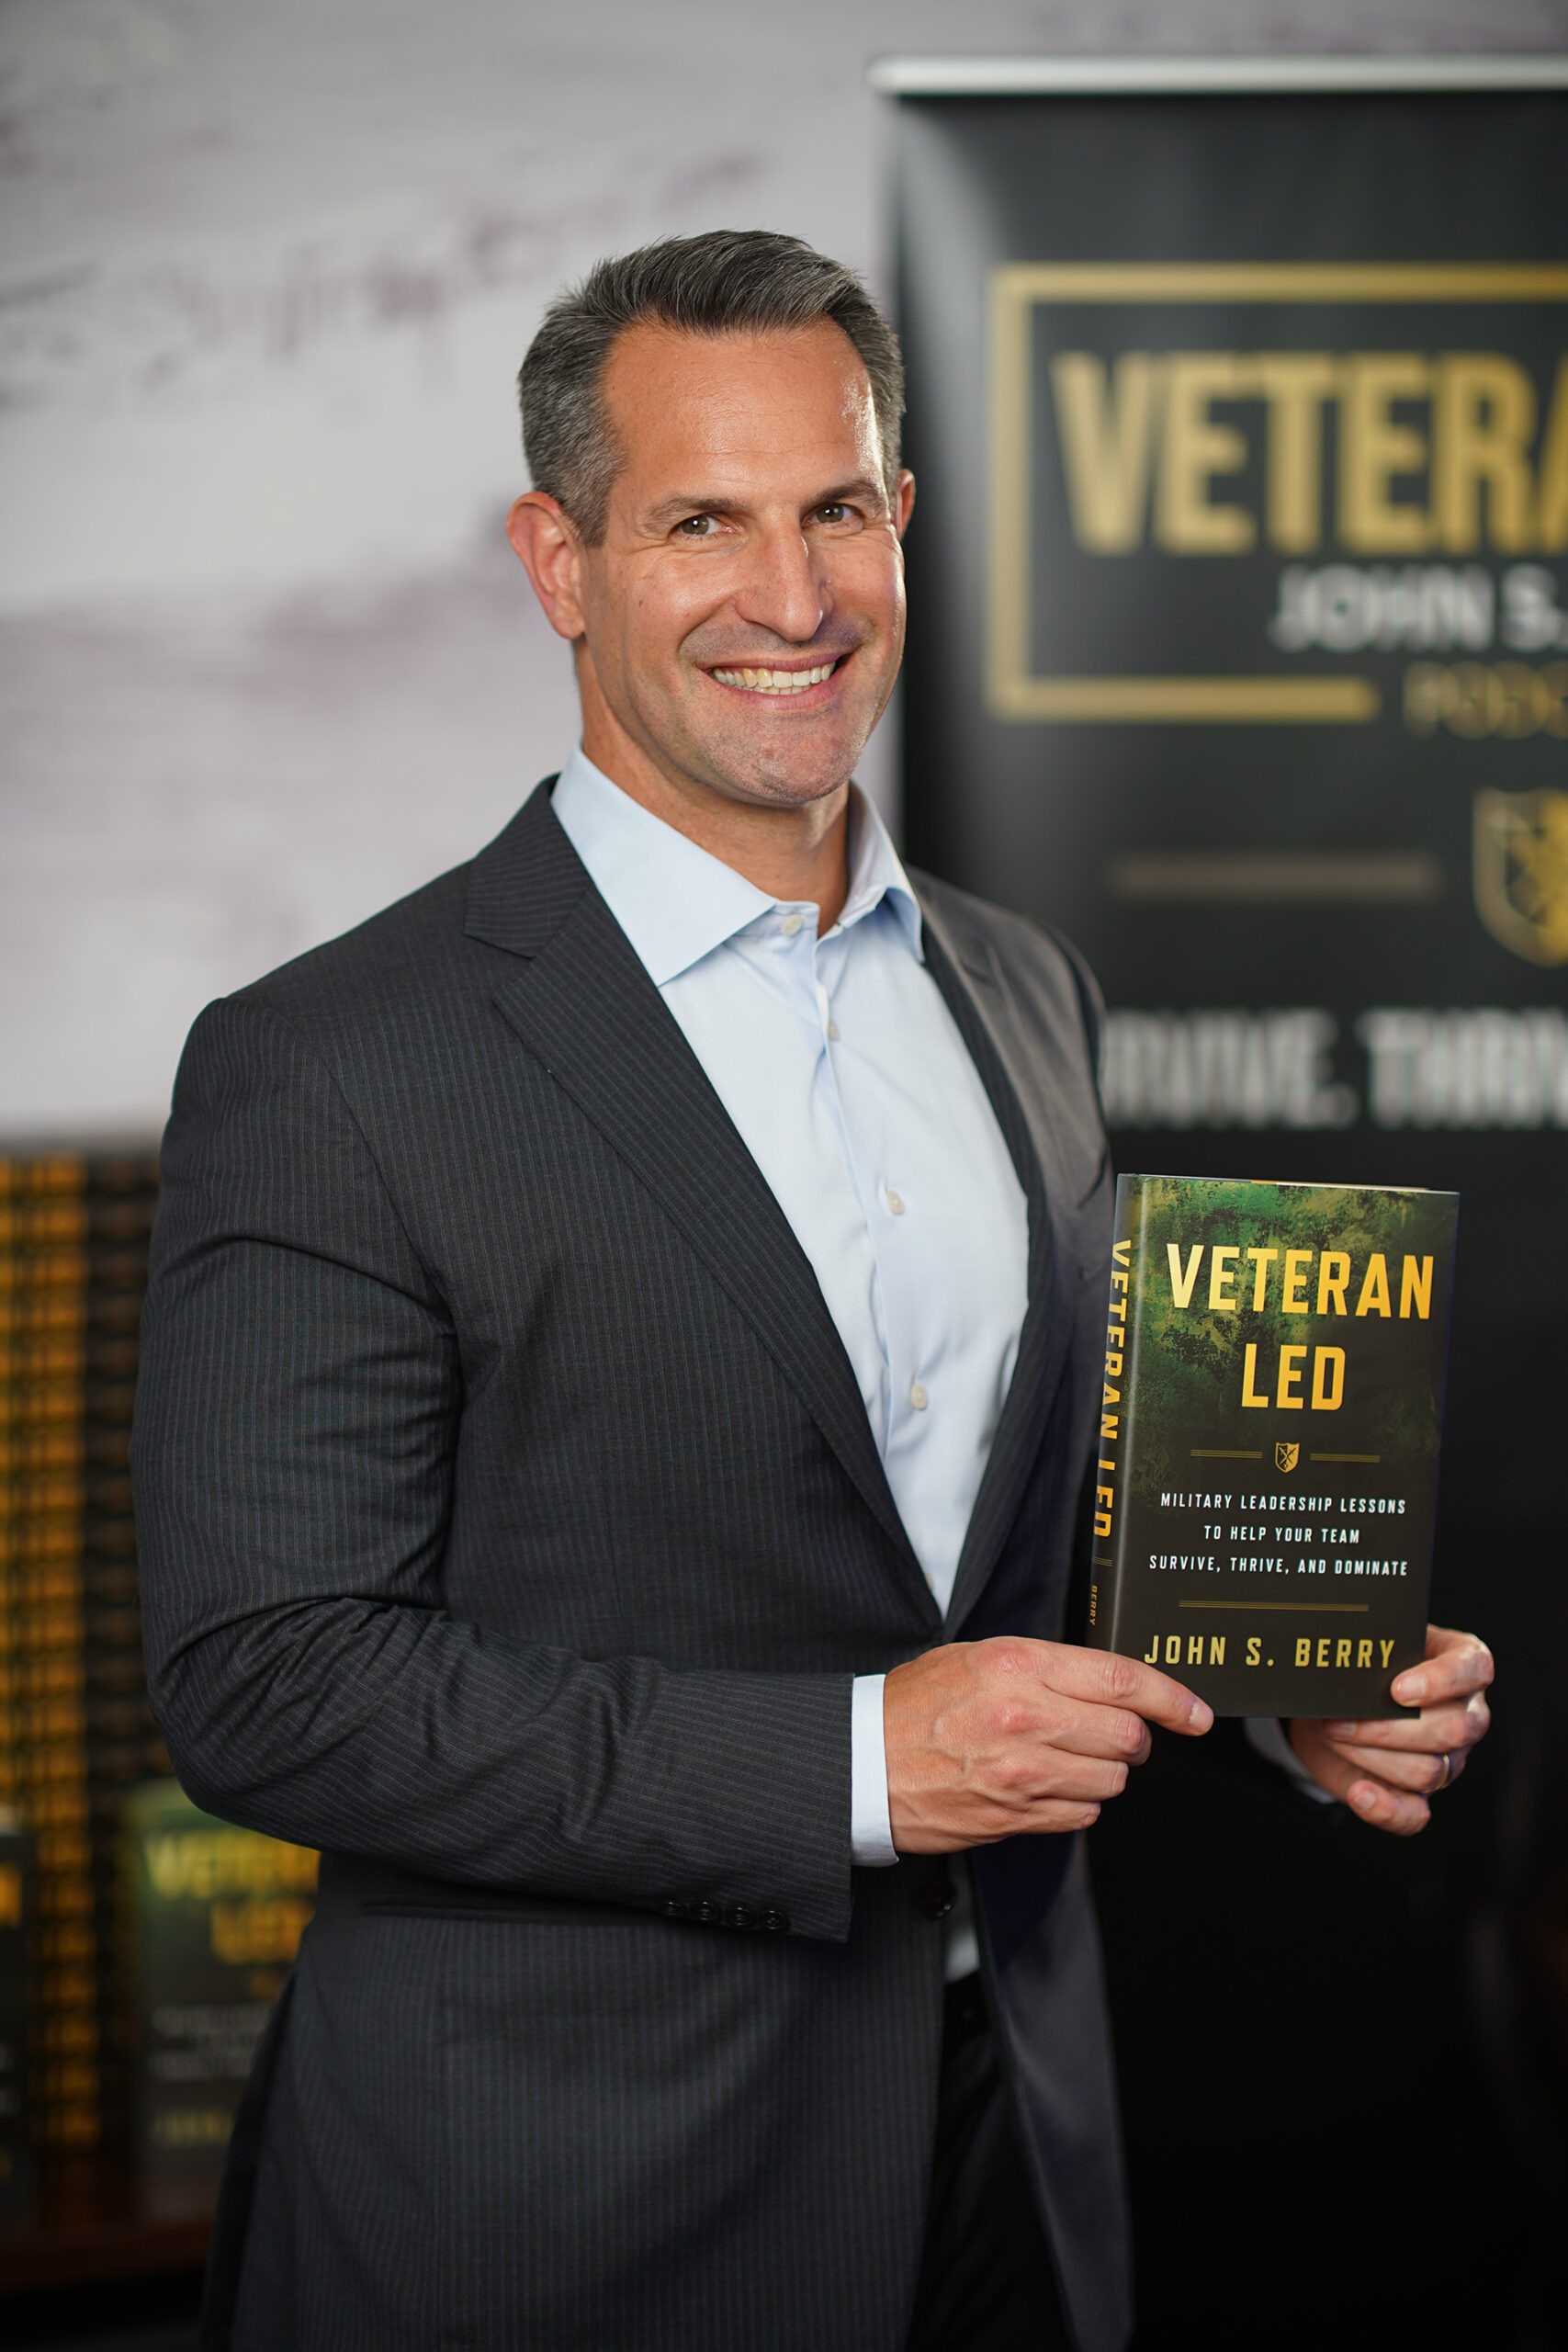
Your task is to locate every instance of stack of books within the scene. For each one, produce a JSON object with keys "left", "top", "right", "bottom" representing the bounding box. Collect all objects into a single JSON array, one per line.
[
  {"left": 0, "top": 1150, "right": 167, "bottom": 2171},
  {"left": 2, "top": 1149, "right": 107, "bottom": 2162},
  {"left": 76, "top": 1153, "right": 172, "bottom": 2154},
  {"left": 1, "top": 1145, "right": 318, "bottom": 2223}
]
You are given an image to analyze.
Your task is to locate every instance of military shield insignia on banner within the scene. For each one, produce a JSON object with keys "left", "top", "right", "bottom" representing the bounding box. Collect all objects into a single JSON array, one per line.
[
  {"left": 1473, "top": 788, "right": 1568, "bottom": 966},
  {"left": 1275, "top": 1442, "right": 1299, "bottom": 1474}
]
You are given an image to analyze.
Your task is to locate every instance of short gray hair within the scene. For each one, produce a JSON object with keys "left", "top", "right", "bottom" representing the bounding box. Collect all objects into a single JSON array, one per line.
[{"left": 518, "top": 229, "right": 905, "bottom": 543}]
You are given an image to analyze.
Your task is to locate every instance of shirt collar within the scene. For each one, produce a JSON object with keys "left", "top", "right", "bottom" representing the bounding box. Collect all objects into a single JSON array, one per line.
[{"left": 549, "top": 745, "right": 923, "bottom": 986}]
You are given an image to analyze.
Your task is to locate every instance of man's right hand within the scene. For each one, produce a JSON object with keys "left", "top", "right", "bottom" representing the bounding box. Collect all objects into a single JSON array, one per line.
[{"left": 883, "top": 1637, "right": 1214, "bottom": 1854}]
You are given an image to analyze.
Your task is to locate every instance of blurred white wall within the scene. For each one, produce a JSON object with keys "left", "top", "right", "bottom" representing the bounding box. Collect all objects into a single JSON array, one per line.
[{"left": 2, "top": 0, "right": 1560, "bottom": 1132}]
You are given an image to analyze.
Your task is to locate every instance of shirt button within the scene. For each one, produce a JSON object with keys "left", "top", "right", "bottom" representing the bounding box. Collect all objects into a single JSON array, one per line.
[
  {"left": 779, "top": 911, "right": 803, "bottom": 936},
  {"left": 909, "top": 1380, "right": 929, "bottom": 1411},
  {"left": 886, "top": 1189, "right": 905, "bottom": 1216},
  {"left": 827, "top": 1020, "right": 840, "bottom": 1041}
]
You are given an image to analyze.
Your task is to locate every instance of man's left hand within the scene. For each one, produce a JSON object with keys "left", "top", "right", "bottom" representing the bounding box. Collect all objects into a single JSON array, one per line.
[{"left": 1286, "top": 1623, "right": 1494, "bottom": 1835}]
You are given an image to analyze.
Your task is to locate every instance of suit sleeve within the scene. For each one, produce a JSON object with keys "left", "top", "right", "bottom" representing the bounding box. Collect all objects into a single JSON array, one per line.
[{"left": 131, "top": 997, "right": 852, "bottom": 1939}]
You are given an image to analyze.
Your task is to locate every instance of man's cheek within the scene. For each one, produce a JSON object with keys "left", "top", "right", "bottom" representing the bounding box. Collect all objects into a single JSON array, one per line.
[{"left": 836, "top": 557, "right": 902, "bottom": 640}]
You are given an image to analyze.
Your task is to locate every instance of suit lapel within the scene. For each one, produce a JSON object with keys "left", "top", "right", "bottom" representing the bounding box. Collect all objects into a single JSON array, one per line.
[
  {"left": 916, "top": 893, "right": 1080, "bottom": 1637},
  {"left": 467, "top": 787, "right": 932, "bottom": 1613}
]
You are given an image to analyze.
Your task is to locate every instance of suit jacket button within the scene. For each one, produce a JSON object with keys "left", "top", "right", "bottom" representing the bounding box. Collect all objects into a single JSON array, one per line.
[
  {"left": 730, "top": 1905, "right": 755, "bottom": 1929},
  {"left": 660, "top": 1898, "right": 690, "bottom": 1919},
  {"left": 694, "top": 1900, "right": 720, "bottom": 1924},
  {"left": 918, "top": 1879, "right": 956, "bottom": 1921},
  {"left": 762, "top": 1910, "right": 789, "bottom": 1933}
]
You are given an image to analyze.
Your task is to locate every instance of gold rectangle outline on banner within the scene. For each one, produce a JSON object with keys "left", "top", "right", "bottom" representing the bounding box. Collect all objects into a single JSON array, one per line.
[{"left": 987, "top": 262, "right": 1568, "bottom": 723}]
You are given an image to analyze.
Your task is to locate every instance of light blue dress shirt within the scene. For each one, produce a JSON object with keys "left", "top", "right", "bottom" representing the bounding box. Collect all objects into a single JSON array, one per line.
[{"left": 550, "top": 747, "right": 1032, "bottom": 1887}]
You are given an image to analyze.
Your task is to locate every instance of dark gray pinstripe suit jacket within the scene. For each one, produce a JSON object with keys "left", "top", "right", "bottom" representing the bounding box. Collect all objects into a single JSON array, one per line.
[{"left": 131, "top": 780, "right": 1128, "bottom": 2352}]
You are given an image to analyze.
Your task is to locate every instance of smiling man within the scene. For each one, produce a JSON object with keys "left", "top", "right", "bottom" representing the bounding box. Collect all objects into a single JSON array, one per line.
[{"left": 132, "top": 232, "right": 1493, "bottom": 2352}]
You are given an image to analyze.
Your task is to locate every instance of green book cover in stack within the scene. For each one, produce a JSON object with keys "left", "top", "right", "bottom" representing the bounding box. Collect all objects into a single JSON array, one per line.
[
  {"left": 1087, "top": 1175, "right": 1459, "bottom": 1719},
  {"left": 122, "top": 1781, "right": 316, "bottom": 2215}
]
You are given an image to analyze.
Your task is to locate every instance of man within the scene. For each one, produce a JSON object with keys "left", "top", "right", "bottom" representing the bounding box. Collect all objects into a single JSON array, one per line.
[{"left": 131, "top": 231, "right": 1493, "bottom": 2352}]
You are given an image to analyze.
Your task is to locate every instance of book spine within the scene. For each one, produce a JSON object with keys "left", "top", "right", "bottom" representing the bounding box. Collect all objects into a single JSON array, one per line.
[
  {"left": 1087, "top": 1175, "right": 1148, "bottom": 1657},
  {"left": 0, "top": 1819, "right": 31, "bottom": 2211}
]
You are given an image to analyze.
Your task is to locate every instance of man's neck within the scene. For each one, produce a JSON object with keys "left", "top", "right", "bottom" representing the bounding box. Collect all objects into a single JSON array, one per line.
[{"left": 578, "top": 721, "right": 852, "bottom": 934}]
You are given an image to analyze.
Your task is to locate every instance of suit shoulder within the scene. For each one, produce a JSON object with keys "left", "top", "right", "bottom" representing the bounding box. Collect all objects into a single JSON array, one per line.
[
  {"left": 224, "top": 861, "right": 477, "bottom": 1041},
  {"left": 907, "top": 866, "right": 1104, "bottom": 1028}
]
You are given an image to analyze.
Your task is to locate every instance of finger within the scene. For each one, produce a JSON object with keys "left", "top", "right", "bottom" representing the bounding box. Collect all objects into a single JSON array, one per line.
[
  {"left": 1021, "top": 1801, "right": 1106, "bottom": 1837},
  {"left": 947, "top": 1788, "right": 1122, "bottom": 1846},
  {"left": 982, "top": 1734, "right": 1141, "bottom": 1809},
  {"left": 1318, "top": 1739, "right": 1465, "bottom": 1795},
  {"left": 1032, "top": 1643, "right": 1213, "bottom": 1736},
  {"left": 1019, "top": 1754, "right": 1136, "bottom": 1806},
  {"left": 1343, "top": 1777, "right": 1432, "bottom": 1834},
  {"left": 1022, "top": 1696, "right": 1154, "bottom": 1769},
  {"left": 1290, "top": 1723, "right": 1432, "bottom": 1835},
  {"left": 1390, "top": 1625, "right": 1495, "bottom": 1711},
  {"left": 1317, "top": 1691, "right": 1490, "bottom": 1755}
]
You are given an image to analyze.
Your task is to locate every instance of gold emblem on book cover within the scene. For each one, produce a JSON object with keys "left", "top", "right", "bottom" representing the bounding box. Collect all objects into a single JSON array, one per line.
[
  {"left": 1473, "top": 787, "right": 1568, "bottom": 966},
  {"left": 1275, "top": 1442, "right": 1300, "bottom": 1474}
]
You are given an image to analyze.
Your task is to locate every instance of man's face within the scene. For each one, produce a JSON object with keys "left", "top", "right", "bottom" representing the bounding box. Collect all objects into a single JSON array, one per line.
[{"left": 565, "top": 319, "right": 913, "bottom": 810}]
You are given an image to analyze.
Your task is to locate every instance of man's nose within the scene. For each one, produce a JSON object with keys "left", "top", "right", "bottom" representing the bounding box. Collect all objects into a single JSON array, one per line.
[{"left": 733, "top": 520, "right": 829, "bottom": 644}]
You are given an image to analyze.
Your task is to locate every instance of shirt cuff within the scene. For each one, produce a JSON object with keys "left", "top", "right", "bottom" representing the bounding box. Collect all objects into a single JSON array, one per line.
[
  {"left": 1244, "top": 1715, "right": 1337, "bottom": 1804},
  {"left": 851, "top": 1674, "right": 898, "bottom": 1865}
]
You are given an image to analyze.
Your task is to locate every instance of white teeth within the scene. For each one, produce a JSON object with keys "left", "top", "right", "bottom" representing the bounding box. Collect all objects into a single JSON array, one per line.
[{"left": 711, "top": 662, "right": 836, "bottom": 695}]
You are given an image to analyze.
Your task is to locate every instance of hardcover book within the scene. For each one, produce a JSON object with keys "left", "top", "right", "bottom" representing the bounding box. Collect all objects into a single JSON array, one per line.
[
  {"left": 123, "top": 1781, "right": 317, "bottom": 2215},
  {"left": 1087, "top": 1175, "right": 1458, "bottom": 1718}
]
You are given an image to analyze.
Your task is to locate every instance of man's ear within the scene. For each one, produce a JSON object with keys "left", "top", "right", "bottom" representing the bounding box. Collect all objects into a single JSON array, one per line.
[
  {"left": 893, "top": 469, "right": 916, "bottom": 541},
  {"left": 506, "top": 492, "right": 587, "bottom": 640}
]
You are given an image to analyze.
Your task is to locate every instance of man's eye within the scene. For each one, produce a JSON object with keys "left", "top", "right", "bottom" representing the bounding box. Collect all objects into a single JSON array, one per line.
[
  {"left": 675, "top": 514, "right": 717, "bottom": 537},
  {"left": 817, "top": 503, "right": 851, "bottom": 525}
]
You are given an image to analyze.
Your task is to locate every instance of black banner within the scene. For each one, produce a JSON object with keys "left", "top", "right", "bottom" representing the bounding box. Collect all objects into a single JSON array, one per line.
[{"left": 890, "top": 60, "right": 1566, "bottom": 2343}]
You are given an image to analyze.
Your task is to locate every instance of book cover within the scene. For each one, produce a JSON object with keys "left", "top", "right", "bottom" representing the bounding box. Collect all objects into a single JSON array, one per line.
[
  {"left": 1087, "top": 1175, "right": 1459, "bottom": 1718},
  {"left": 122, "top": 1781, "right": 317, "bottom": 2216}
]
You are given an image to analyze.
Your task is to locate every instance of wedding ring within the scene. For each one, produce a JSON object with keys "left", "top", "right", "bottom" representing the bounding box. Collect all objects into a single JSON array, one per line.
[{"left": 1433, "top": 1751, "right": 1452, "bottom": 1792}]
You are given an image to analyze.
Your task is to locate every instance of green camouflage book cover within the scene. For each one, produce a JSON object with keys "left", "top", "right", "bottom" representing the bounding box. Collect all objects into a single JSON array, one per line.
[
  {"left": 1087, "top": 1175, "right": 1459, "bottom": 1718},
  {"left": 122, "top": 1781, "right": 316, "bottom": 2216}
]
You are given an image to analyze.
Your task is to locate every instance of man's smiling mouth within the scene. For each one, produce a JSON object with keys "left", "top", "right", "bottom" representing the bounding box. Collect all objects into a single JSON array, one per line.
[{"left": 708, "top": 660, "right": 840, "bottom": 695}]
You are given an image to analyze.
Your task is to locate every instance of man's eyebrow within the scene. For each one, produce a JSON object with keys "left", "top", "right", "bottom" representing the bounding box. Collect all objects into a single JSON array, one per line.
[
  {"left": 813, "top": 476, "right": 889, "bottom": 511},
  {"left": 641, "top": 477, "right": 889, "bottom": 527},
  {"left": 642, "top": 493, "right": 730, "bottom": 526}
]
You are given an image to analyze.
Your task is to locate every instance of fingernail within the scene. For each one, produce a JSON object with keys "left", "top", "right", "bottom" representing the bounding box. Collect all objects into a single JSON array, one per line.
[
  {"left": 1393, "top": 1674, "right": 1426, "bottom": 1703},
  {"left": 1351, "top": 1784, "right": 1379, "bottom": 1814},
  {"left": 1189, "top": 1699, "right": 1213, "bottom": 1732}
]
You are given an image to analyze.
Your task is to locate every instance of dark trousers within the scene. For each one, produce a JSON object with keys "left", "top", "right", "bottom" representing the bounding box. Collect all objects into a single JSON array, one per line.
[{"left": 906, "top": 1975, "right": 1073, "bottom": 2352}]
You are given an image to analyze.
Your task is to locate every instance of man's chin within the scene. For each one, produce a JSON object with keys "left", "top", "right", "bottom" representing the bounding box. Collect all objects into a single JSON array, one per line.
[
  {"left": 697, "top": 717, "right": 879, "bottom": 807},
  {"left": 700, "top": 752, "right": 863, "bottom": 810}
]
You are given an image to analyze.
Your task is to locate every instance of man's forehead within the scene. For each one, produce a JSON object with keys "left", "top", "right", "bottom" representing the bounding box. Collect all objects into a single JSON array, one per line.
[{"left": 600, "top": 318, "right": 879, "bottom": 481}]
